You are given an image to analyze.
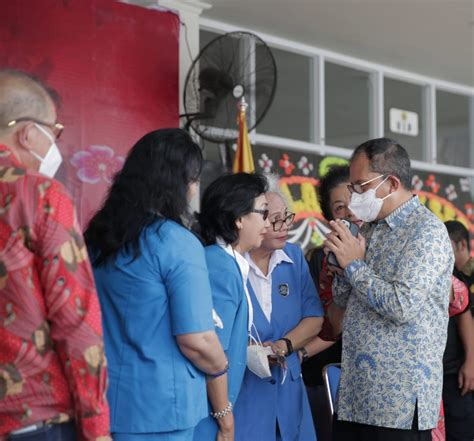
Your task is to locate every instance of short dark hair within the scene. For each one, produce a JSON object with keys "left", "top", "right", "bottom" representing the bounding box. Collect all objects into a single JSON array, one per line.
[
  {"left": 0, "top": 69, "right": 60, "bottom": 127},
  {"left": 85, "top": 128, "right": 203, "bottom": 265},
  {"left": 197, "top": 172, "right": 268, "bottom": 245},
  {"left": 445, "top": 220, "right": 470, "bottom": 252},
  {"left": 318, "top": 165, "right": 350, "bottom": 221},
  {"left": 351, "top": 138, "right": 412, "bottom": 190}
]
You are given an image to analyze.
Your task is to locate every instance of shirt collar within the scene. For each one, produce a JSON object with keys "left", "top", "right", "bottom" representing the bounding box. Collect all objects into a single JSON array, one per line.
[
  {"left": 376, "top": 195, "right": 420, "bottom": 229},
  {"left": 216, "top": 237, "right": 250, "bottom": 283},
  {"left": 0, "top": 144, "right": 22, "bottom": 168},
  {"left": 245, "top": 248, "right": 293, "bottom": 279}
]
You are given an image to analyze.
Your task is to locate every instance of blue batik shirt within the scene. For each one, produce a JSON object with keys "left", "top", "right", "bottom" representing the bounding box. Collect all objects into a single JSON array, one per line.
[{"left": 333, "top": 195, "right": 454, "bottom": 430}]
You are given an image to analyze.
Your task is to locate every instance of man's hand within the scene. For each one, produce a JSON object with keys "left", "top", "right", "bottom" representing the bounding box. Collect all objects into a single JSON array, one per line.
[
  {"left": 458, "top": 358, "right": 474, "bottom": 395},
  {"left": 323, "top": 219, "right": 366, "bottom": 269}
]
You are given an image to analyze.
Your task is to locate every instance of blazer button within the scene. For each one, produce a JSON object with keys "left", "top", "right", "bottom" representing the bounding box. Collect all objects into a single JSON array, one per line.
[{"left": 270, "top": 379, "right": 276, "bottom": 385}]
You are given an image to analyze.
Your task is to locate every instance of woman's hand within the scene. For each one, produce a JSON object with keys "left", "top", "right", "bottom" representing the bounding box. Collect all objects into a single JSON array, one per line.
[
  {"left": 263, "top": 339, "right": 287, "bottom": 356},
  {"left": 216, "top": 412, "right": 234, "bottom": 441},
  {"left": 263, "top": 340, "right": 287, "bottom": 367}
]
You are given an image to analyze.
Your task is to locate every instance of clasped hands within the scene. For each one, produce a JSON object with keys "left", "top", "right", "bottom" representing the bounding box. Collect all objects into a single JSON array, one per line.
[
  {"left": 323, "top": 219, "right": 366, "bottom": 270},
  {"left": 262, "top": 340, "right": 287, "bottom": 367}
]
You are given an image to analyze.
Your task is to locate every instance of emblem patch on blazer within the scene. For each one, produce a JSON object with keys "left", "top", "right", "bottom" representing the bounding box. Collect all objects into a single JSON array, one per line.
[{"left": 278, "top": 283, "right": 289, "bottom": 297}]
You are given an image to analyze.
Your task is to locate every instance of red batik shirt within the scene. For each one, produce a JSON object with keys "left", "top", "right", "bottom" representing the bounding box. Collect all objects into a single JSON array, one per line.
[{"left": 0, "top": 145, "right": 110, "bottom": 440}]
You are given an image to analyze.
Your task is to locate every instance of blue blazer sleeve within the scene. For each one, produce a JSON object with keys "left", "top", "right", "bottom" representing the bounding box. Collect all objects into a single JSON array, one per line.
[
  {"left": 206, "top": 247, "right": 244, "bottom": 351},
  {"left": 154, "top": 222, "right": 214, "bottom": 335}
]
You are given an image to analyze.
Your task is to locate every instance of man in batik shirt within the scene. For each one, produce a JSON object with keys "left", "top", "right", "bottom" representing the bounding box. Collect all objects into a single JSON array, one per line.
[
  {"left": 325, "top": 138, "right": 453, "bottom": 441},
  {"left": 0, "top": 70, "right": 110, "bottom": 441}
]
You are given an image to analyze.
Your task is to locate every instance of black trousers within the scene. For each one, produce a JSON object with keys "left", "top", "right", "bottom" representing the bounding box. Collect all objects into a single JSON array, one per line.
[
  {"left": 443, "top": 374, "right": 474, "bottom": 441},
  {"left": 332, "top": 407, "right": 432, "bottom": 441}
]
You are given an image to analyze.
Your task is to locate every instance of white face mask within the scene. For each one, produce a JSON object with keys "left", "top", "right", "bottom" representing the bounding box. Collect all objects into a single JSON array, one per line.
[
  {"left": 348, "top": 176, "right": 392, "bottom": 222},
  {"left": 247, "top": 344, "right": 273, "bottom": 379},
  {"left": 30, "top": 123, "right": 63, "bottom": 178}
]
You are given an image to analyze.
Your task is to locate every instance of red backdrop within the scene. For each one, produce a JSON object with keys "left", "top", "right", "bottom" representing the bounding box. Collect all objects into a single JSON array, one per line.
[{"left": 0, "top": 0, "right": 180, "bottom": 226}]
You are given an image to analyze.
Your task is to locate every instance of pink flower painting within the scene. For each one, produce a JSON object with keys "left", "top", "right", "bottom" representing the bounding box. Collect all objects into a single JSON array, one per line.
[{"left": 70, "top": 145, "right": 125, "bottom": 184}]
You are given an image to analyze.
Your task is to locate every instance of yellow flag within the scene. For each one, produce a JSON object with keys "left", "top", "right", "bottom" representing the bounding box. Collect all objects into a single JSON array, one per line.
[{"left": 232, "top": 106, "right": 255, "bottom": 173}]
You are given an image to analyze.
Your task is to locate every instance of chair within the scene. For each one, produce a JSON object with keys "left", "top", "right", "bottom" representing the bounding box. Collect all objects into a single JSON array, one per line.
[{"left": 322, "top": 363, "right": 341, "bottom": 416}]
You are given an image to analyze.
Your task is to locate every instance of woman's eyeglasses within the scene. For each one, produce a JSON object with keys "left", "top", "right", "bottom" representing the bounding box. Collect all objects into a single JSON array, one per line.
[
  {"left": 271, "top": 212, "right": 295, "bottom": 232},
  {"left": 251, "top": 209, "right": 269, "bottom": 221}
]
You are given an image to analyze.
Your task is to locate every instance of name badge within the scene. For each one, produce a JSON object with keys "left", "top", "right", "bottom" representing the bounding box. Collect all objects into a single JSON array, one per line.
[{"left": 278, "top": 283, "right": 289, "bottom": 297}]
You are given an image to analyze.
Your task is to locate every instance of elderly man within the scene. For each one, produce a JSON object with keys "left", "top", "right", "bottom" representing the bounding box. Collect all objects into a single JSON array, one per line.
[
  {"left": 325, "top": 138, "right": 453, "bottom": 441},
  {"left": 0, "top": 70, "right": 110, "bottom": 440}
]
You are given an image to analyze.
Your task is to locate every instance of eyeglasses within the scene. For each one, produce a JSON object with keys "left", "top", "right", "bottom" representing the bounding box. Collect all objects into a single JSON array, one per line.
[
  {"left": 271, "top": 212, "right": 295, "bottom": 232},
  {"left": 251, "top": 209, "right": 269, "bottom": 220},
  {"left": 347, "top": 174, "right": 385, "bottom": 194},
  {"left": 6, "top": 117, "right": 64, "bottom": 139}
]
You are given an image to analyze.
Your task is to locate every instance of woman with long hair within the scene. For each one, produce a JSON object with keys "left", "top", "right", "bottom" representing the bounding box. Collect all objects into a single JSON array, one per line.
[
  {"left": 85, "top": 129, "right": 231, "bottom": 441},
  {"left": 193, "top": 172, "right": 270, "bottom": 441}
]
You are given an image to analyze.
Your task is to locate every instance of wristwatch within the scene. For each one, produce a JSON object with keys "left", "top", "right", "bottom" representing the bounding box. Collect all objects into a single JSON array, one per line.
[
  {"left": 299, "top": 347, "right": 309, "bottom": 362},
  {"left": 278, "top": 337, "right": 294, "bottom": 356}
]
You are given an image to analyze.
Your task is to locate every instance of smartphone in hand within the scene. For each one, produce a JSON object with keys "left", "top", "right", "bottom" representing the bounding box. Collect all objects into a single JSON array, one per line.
[{"left": 327, "top": 219, "right": 359, "bottom": 268}]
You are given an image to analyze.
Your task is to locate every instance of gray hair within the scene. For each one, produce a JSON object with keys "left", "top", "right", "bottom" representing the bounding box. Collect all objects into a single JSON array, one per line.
[
  {"left": 0, "top": 69, "right": 58, "bottom": 129},
  {"left": 264, "top": 173, "right": 290, "bottom": 206}
]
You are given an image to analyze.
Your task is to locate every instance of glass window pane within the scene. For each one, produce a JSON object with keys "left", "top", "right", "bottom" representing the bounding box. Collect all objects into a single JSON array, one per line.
[
  {"left": 384, "top": 77, "right": 424, "bottom": 160},
  {"left": 325, "top": 62, "right": 370, "bottom": 148},
  {"left": 437, "top": 90, "right": 471, "bottom": 167},
  {"left": 200, "top": 30, "right": 220, "bottom": 50},
  {"left": 257, "top": 47, "right": 312, "bottom": 142}
]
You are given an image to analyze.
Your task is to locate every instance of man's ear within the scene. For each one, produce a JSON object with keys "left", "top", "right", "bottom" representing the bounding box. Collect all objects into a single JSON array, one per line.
[
  {"left": 388, "top": 175, "right": 401, "bottom": 193},
  {"left": 459, "top": 239, "right": 468, "bottom": 252},
  {"left": 16, "top": 123, "right": 36, "bottom": 151},
  {"left": 235, "top": 217, "right": 243, "bottom": 230}
]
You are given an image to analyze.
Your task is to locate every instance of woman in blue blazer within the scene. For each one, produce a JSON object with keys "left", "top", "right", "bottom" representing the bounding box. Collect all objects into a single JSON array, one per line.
[
  {"left": 193, "top": 173, "right": 271, "bottom": 441},
  {"left": 233, "top": 175, "right": 324, "bottom": 441},
  {"left": 85, "top": 129, "right": 230, "bottom": 441}
]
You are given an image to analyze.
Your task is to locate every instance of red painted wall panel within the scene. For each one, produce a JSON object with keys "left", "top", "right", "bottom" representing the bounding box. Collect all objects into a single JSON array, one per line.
[{"left": 0, "top": 0, "right": 180, "bottom": 226}]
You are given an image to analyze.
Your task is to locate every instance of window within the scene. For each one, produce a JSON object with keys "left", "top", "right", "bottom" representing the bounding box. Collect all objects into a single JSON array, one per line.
[
  {"left": 325, "top": 62, "right": 371, "bottom": 149},
  {"left": 436, "top": 90, "right": 471, "bottom": 167},
  {"left": 384, "top": 77, "right": 424, "bottom": 160},
  {"left": 257, "top": 47, "right": 312, "bottom": 142}
]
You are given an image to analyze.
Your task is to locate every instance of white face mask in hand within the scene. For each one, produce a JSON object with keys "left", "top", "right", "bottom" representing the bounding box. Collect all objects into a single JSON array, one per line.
[
  {"left": 247, "top": 328, "right": 273, "bottom": 379},
  {"left": 30, "top": 123, "right": 63, "bottom": 178},
  {"left": 247, "top": 344, "right": 273, "bottom": 379}
]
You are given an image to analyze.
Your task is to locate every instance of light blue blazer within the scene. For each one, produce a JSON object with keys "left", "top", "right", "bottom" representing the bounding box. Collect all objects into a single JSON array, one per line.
[
  {"left": 92, "top": 220, "right": 214, "bottom": 434},
  {"left": 194, "top": 244, "right": 249, "bottom": 441}
]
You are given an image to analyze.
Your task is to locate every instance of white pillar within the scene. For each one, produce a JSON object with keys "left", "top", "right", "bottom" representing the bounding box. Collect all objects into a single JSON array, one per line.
[{"left": 158, "top": 0, "right": 211, "bottom": 116}]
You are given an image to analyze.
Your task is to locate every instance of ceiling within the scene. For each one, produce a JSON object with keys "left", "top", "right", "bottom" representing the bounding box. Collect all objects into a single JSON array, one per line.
[{"left": 202, "top": 0, "right": 474, "bottom": 88}]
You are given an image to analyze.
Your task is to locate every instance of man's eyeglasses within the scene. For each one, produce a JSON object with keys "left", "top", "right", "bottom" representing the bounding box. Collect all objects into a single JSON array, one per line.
[
  {"left": 251, "top": 209, "right": 269, "bottom": 221},
  {"left": 7, "top": 117, "right": 64, "bottom": 139},
  {"left": 271, "top": 212, "right": 296, "bottom": 232},
  {"left": 347, "top": 174, "right": 385, "bottom": 194}
]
